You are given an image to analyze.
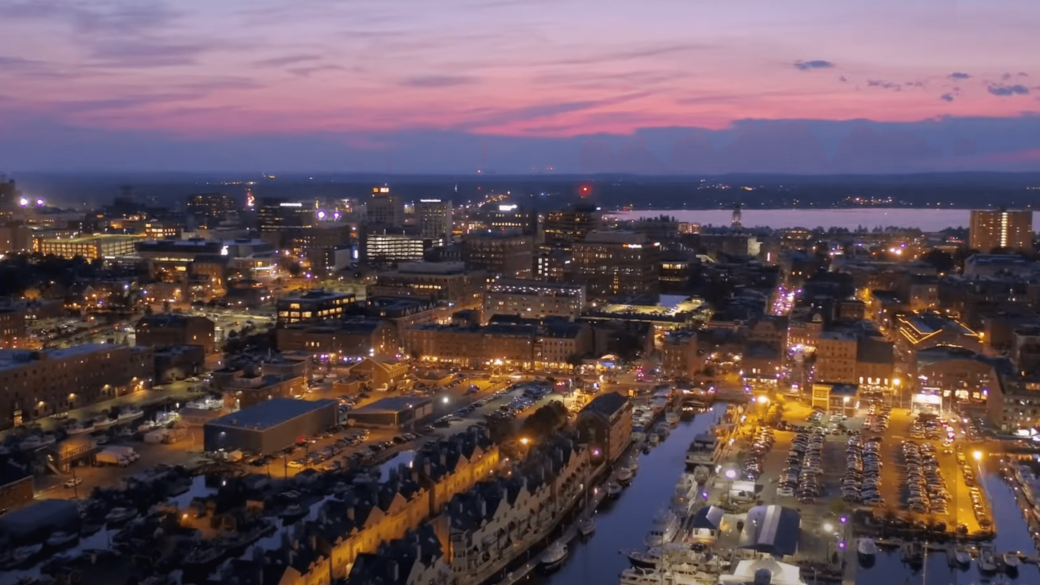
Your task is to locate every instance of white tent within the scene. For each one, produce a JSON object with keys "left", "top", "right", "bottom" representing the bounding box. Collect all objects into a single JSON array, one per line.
[{"left": 718, "top": 557, "right": 806, "bottom": 585}]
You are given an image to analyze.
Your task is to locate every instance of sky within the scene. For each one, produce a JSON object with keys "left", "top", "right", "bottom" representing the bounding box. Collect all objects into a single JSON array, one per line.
[{"left": 1, "top": 0, "right": 1039, "bottom": 172}]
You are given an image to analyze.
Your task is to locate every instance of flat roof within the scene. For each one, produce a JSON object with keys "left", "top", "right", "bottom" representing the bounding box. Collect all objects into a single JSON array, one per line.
[
  {"left": 207, "top": 398, "right": 336, "bottom": 431},
  {"left": 352, "top": 396, "right": 432, "bottom": 415}
]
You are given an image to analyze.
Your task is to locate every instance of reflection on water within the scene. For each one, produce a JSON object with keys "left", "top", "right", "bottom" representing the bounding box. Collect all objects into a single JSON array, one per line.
[
  {"left": 535, "top": 404, "right": 726, "bottom": 585},
  {"left": 856, "top": 549, "right": 1035, "bottom": 585}
]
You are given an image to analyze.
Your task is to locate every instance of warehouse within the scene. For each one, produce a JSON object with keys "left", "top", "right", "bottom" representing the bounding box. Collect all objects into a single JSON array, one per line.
[
  {"left": 203, "top": 398, "right": 337, "bottom": 455},
  {"left": 348, "top": 396, "right": 433, "bottom": 428}
]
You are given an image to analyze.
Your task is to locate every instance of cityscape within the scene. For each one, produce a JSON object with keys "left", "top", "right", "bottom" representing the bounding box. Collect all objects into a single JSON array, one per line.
[{"left": 3, "top": 1, "right": 1040, "bottom": 585}]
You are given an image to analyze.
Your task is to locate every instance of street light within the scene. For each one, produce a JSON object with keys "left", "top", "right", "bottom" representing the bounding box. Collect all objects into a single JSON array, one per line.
[
  {"left": 724, "top": 468, "right": 738, "bottom": 480},
  {"left": 520, "top": 437, "right": 530, "bottom": 446},
  {"left": 822, "top": 522, "right": 834, "bottom": 533},
  {"left": 973, "top": 450, "right": 983, "bottom": 462}
]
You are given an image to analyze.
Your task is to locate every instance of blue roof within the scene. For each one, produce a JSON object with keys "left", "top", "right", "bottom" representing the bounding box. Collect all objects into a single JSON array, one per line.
[{"left": 207, "top": 398, "right": 336, "bottom": 431}]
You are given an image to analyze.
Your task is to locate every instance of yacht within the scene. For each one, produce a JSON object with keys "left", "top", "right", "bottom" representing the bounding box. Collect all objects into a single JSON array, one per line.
[
  {"left": 627, "top": 544, "right": 695, "bottom": 570},
  {"left": 19, "top": 434, "right": 56, "bottom": 451},
  {"left": 93, "top": 415, "right": 117, "bottom": 430},
  {"left": 606, "top": 482, "right": 624, "bottom": 498},
  {"left": 671, "top": 473, "right": 699, "bottom": 516},
  {"left": 539, "top": 542, "right": 568, "bottom": 572},
  {"left": 645, "top": 508, "right": 680, "bottom": 547},
  {"left": 954, "top": 547, "right": 971, "bottom": 567},
  {"left": 46, "top": 531, "right": 78, "bottom": 548},
  {"left": 105, "top": 507, "right": 138, "bottom": 524},
  {"left": 64, "top": 419, "right": 95, "bottom": 435},
  {"left": 684, "top": 433, "right": 718, "bottom": 470},
  {"left": 619, "top": 567, "right": 667, "bottom": 585},
  {"left": 617, "top": 467, "right": 634, "bottom": 485},
  {"left": 978, "top": 545, "right": 998, "bottom": 573},
  {"left": 857, "top": 538, "right": 877, "bottom": 562},
  {"left": 577, "top": 515, "right": 596, "bottom": 537},
  {"left": 1003, "top": 552, "right": 1021, "bottom": 569},
  {"left": 118, "top": 407, "right": 144, "bottom": 422}
]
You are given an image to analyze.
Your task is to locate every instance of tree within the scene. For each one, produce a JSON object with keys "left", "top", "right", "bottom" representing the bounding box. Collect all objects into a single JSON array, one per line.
[
  {"left": 919, "top": 249, "right": 954, "bottom": 274},
  {"left": 288, "top": 262, "right": 303, "bottom": 278}
]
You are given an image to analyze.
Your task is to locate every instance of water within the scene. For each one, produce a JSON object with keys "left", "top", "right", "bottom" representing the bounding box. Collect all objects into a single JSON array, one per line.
[
  {"left": 536, "top": 404, "right": 725, "bottom": 585},
  {"left": 609, "top": 208, "right": 1040, "bottom": 231}
]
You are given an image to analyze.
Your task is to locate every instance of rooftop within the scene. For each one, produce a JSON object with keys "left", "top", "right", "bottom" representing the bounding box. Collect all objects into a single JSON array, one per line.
[
  {"left": 352, "top": 396, "right": 433, "bottom": 415},
  {"left": 207, "top": 398, "right": 336, "bottom": 431}
]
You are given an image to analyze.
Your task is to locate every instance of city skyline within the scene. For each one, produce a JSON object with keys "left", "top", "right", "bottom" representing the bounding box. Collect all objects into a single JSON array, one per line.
[{"left": 1, "top": 0, "right": 1039, "bottom": 172}]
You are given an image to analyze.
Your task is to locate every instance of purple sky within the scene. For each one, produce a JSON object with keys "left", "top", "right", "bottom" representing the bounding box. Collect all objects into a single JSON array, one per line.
[{"left": 1, "top": 0, "right": 1039, "bottom": 172}]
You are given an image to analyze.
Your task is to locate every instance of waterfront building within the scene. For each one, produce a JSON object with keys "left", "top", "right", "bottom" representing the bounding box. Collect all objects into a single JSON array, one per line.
[
  {"left": 660, "top": 330, "right": 701, "bottom": 379},
  {"left": 970, "top": 208, "right": 1033, "bottom": 252},
  {"left": 0, "top": 344, "right": 153, "bottom": 429},
  {"left": 576, "top": 392, "right": 633, "bottom": 463}
]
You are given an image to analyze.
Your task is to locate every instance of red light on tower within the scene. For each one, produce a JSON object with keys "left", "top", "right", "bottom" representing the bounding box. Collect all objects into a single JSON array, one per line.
[{"left": 580, "top": 185, "right": 590, "bottom": 197}]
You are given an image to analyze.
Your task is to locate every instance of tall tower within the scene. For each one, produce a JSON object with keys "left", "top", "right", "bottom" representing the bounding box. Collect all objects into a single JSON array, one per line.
[{"left": 732, "top": 202, "right": 743, "bottom": 230}]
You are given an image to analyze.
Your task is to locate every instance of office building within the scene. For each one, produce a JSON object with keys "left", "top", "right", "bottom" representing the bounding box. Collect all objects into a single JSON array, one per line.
[
  {"left": 483, "top": 279, "right": 585, "bottom": 323},
  {"left": 135, "top": 314, "right": 216, "bottom": 354},
  {"left": 0, "top": 177, "right": 17, "bottom": 210},
  {"left": 485, "top": 204, "right": 537, "bottom": 235},
  {"left": 970, "top": 208, "right": 1033, "bottom": 252},
  {"left": 276, "top": 318, "right": 397, "bottom": 358},
  {"left": 37, "top": 234, "right": 142, "bottom": 260},
  {"left": 0, "top": 345, "right": 153, "bottom": 429},
  {"left": 136, "top": 238, "right": 223, "bottom": 282},
  {"left": 185, "top": 193, "right": 236, "bottom": 227},
  {"left": 258, "top": 198, "right": 313, "bottom": 248},
  {"left": 367, "top": 186, "right": 404, "bottom": 227},
  {"left": 572, "top": 230, "right": 661, "bottom": 300},
  {"left": 275, "top": 290, "right": 356, "bottom": 326},
  {"left": 416, "top": 199, "right": 453, "bottom": 239},
  {"left": 462, "top": 230, "right": 533, "bottom": 279},
  {"left": 543, "top": 204, "right": 601, "bottom": 247},
  {"left": 370, "top": 261, "right": 485, "bottom": 304}
]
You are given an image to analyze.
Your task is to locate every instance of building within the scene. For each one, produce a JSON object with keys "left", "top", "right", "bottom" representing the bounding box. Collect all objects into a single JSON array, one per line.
[
  {"left": 406, "top": 319, "right": 592, "bottom": 371},
  {"left": 135, "top": 314, "right": 216, "bottom": 353},
  {"left": 813, "top": 331, "right": 858, "bottom": 384},
  {"left": 154, "top": 345, "right": 206, "bottom": 384},
  {"left": 573, "top": 230, "right": 660, "bottom": 300},
  {"left": 348, "top": 356, "right": 410, "bottom": 389},
  {"left": 660, "top": 331, "right": 701, "bottom": 379},
  {"left": 0, "top": 307, "right": 27, "bottom": 345},
  {"left": 348, "top": 396, "right": 433, "bottom": 428},
  {"left": 484, "top": 204, "right": 537, "bottom": 235},
  {"left": 364, "top": 296, "right": 442, "bottom": 345},
  {"left": 416, "top": 199, "right": 453, "bottom": 239},
  {"left": 257, "top": 198, "right": 313, "bottom": 248},
  {"left": 0, "top": 345, "right": 153, "bottom": 429},
  {"left": 185, "top": 193, "right": 236, "bottom": 227},
  {"left": 811, "top": 383, "right": 859, "bottom": 417},
  {"left": 37, "top": 234, "right": 141, "bottom": 260},
  {"left": 367, "top": 186, "right": 404, "bottom": 227},
  {"left": 482, "top": 279, "right": 585, "bottom": 323},
  {"left": 969, "top": 208, "right": 1033, "bottom": 252},
  {"left": 896, "top": 311, "right": 983, "bottom": 353},
  {"left": 370, "top": 261, "right": 484, "bottom": 304},
  {"left": 275, "top": 290, "right": 356, "bottom": 327},
  {"left": 856, "top": 336, "right": 896, "bottom": 393},
  {"left": 346, "top": 525, "right": 451, "bottom": 585},
  {"left": 362, "top": 228, "right": 442, "bottom": 263},
  {"left": 136, "top": 238, "right": 224, "bottom": 282},
  {"left": 203, "top": 398, "right": 337, "bottom": 455},
  {"left": 742, "top": 342, "right": 783, "bottom": 388},
  {"left": 576, "top": 392, "right": 633, "bottom": 463},
  {"left": 543, "top": 204, "right": 600, "bottom": 247},
  {"left": 462, "top": 230, "right": 533, "bottom": 279},
  {"left": 915, "top": 346, "right": 998, "bottom": 410},
  {"left": 276, "top": 318, "right": 396, "bottom": 359}
]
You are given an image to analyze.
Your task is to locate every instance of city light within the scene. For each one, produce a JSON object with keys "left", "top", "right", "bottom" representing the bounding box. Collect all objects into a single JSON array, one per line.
[{"left": 973, "top": 450, "right": 983, "bottom": 461}]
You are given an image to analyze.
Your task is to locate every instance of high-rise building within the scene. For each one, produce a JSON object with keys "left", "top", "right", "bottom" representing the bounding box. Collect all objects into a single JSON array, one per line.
[
  {"left": 258, "top": 198, "right": 312, "bottom": 248},
  {"left": 970, "top": 209, "right": 1033, "bottom": 252},
  {"left": 0, "top": 177, "right": 18, "bottom": 210},
  {"left": 462, "top": 230, "right": 533, "bottom": 279},
  {"left": 185, "top": 193, "right": 236, "bottom": 227},
  {"left": 37, "top": 234, "right": 142, "bottom": 260},
  {"left": 543, "top": 204, "right": 601, "bottom": 247},
  {"left": 367, "top": 186, "right": 404, "bottom": 228},
  {"left": 486, "top": 204, "right": 537, "bottom": 235},
  {"left": 362, "top": 228, "right": 442, "bottom": 264},
  {"left": 416, "top": 199, "right": 453, "bottom": 239},
  {"left": 572, "top": 230, "right": 660, "bottom": 300}
]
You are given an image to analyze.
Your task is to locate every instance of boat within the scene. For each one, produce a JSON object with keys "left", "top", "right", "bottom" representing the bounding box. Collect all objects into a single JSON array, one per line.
[
  {"left": 857, "top": 538, "right": 878, "bottom": 560},
  {"left": 46, "top": 531, "right": 79, "bottom": 548},
  {"left": 577, "top": 515, "right": 596, "bottom": 537},
  {"left": 1003, "top": 552, "right": 1021, "bottom": 569},
  {"left": 619, "top": 567, "right": 667, "bottom": 585},
  {"left": 648, "top": 434, "right": 660, "bottom": 447},
  {"left": 93, "top": 415, "right": 117, "bottom": 429},
  {"left": 978, "top": 545, "right": 998, "bottom": 573},
  {"left": 645, "top": 508, "right": 680, "bottom": 547},
  {"left": 666, "top": 412, "right": 680, "bottom": 426},
  {"left": 684, "top": 433, "right": 718, "bottom": 469},
  {"left": 607, "top": 482, "right": 623, "bottom": 498},
  {"left": 629, "top": 459, "right": 639, "bottom": 474},
  {"left": 19, "top": 434, "right": 56, "bottom": 451},
  {"left": 64, "top": 420, "right": 95, "bottom": 435},
  {"left": 12, "top": 544, "right": 42, "bottom": 564},
  {"left": 617, "top": 467, "right": 634, "bottom": 485},
  {"left": 626, "top": 544, "right": 695, "bottom": 570},
  {"left": 954, "top": 547, "right": 971, "bottom": 567},
  {"left": 539, "top": 542, "right": 568, "bottom": 572},
  {"left": 105, "top": 507, "right": 138, "bottom": 524},
  {"left": 118, "top": 407, "right": 144, "bottom": 422},
  {"left": 671, "top": 473, "right": 699, "bottom": 515}
]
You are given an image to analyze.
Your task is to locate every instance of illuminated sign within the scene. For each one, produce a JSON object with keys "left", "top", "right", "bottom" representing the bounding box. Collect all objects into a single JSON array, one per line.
[
  {"left": 420, "top": 199, "right": 442, "bottom": 203},
  {"left": 279, "top": 202, "right": 303, "bottom": 208},
  {"left": 498, "top": 204, "right": 518, "bottom": 211}
]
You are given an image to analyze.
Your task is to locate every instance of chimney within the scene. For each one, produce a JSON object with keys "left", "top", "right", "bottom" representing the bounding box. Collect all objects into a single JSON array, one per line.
[
  {"left": 347, "top": 506, "right": 355, "bottom": 521},
  {"left": 440, "top": 451, "right": 447, "bottom": 467},
  {"left": 391, "top": 560, "right": 399, "bottom": 582}
]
